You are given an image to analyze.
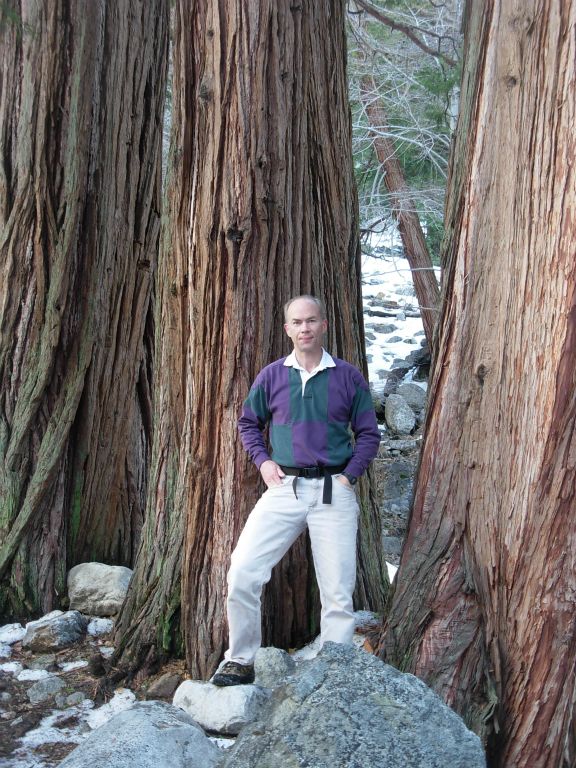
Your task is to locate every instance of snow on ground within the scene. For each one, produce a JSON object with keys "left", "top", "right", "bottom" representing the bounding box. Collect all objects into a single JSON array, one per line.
[{"left": 361, "top": 249, "right": 438, "bottom": 394}]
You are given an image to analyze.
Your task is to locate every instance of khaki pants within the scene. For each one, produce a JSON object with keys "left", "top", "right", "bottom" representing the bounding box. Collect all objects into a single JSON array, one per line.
[{"left": 224, "top": 475, "right": 359, "bottom": 664}]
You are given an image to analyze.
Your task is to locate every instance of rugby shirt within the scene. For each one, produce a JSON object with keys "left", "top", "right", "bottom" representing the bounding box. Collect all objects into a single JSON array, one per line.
[{"left": 238, "top": 355, "right": 380, "bottom": 479}]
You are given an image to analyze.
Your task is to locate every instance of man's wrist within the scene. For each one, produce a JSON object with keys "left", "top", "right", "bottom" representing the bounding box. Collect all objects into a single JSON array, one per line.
[{"left": 342, "top": 472, "right": 357, "bottom": 486}]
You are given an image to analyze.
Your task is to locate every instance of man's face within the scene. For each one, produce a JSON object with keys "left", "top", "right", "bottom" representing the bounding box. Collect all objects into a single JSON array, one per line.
[{"left": 284, "top": 299, "right": 327, "bottom": 355}]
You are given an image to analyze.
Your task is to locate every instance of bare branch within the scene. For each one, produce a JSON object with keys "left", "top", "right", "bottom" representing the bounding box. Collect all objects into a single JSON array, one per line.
[{"left": 353, "top": 0, "right": 458, "bottom": 67}]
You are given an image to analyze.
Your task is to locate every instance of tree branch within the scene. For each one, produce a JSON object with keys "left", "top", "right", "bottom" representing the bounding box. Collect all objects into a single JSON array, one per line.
[{"left": 352, "top": 0, "right": 458, "bottom": 67}]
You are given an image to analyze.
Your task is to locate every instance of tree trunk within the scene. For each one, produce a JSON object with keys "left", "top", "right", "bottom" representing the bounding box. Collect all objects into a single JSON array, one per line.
[
  {"left": 0, "top": 0, "right": 168, "bottom": 619},
  {"left": 360, "top": 76, "right": 441, "bottom": 348},
  {"left": 114, "top": 0, "right": 388, "bottom": 681},
  {"left": 376, "top": 2, "right": 576, "bottom": 766}
]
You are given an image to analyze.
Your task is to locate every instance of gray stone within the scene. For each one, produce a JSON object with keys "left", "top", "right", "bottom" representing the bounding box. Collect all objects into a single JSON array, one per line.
[
  {"left": 87, "top": 617, "right": 114, "bottom": 636},
  {"left": 387, "top": 335, "right": 403, "bottom": 343},
  {"left": 0, "top": 644, "right": 11, "bottom": 658},
  {"left": 26, "top": 653, "right": 58, "bottom": 671},
  {"left": 385, "top": 394, "right": 416, "bottom": 435},
  {"left": 145, "top": 672, "right": 183, "bottom": 700},
  {"left": 397, "top": 382, "right": 427, "bottom": 412},
  {"left": 22, "top": 611, "right": 88, "bottom": 652},
  {"left": 254, "top": 647, "right": 296, "bottom": 688},
  {"left": 383, "top": 536, "right": 404, "bottom": 556},
  {"left": 55, "top": 691, "right": 88, "bottom": 708},
  {"left": 372, "top": 323, "right": 397, "bottom": 334},
  {"left": 173, "top": 679, "right": 270, "bottom": 736},
  {"left": 68, "top": 562, "right": 133, "bottom": 616},
  {"left": 223, "top": 644, "right": 486, "bottom": 768},
  {"left": 27, "top": 676, "right": 65, "bottom": 704},
  {"left": 384, "top": 459, "right": 415, "bottom": 498},
  {"left": 58, "top": 701, "right": 220, "bottom": 768}
]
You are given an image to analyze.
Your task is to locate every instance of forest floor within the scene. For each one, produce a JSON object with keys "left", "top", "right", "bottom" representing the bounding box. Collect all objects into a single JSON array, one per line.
[{"left": 0, "top": 439, "right": 420, "bottom": 768}]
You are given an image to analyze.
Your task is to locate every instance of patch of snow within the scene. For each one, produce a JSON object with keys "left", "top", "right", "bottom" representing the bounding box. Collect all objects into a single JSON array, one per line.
[
  {"left": 0, "top": 661, "right": 23, "bottom": 676},
  {"left": 85, "top": 688, "right": 136, "bottom": 731},
  {"left": 87, "top": 618, "right": 114, "bottom": 636},
  {"left": 59, "top": 660, "right": 88, "bottom": 673},
  {"left": 99, "top": 645, "right": 114, "bottom": 658},
  {"left": 0, "top": 643, "right": 12, "bottom": 658},
  {"left": 387, "top": 562, "right": 399, "bottom": 582},
  {"left": 16, "top": 669, "right": 52, "bottom": 682},
  {"left": 0, "top": 623, "right": 26, "bottom": 644},
  {"left": 292, "top": 635, "right": 322, "bottom": 661},
  {"left": 210, "top": 736, "right": 236, "bottom": 749}
]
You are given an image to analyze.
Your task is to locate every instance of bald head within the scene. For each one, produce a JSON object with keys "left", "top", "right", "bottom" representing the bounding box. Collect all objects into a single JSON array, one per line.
[{"left": 283, "top": 295, "right": 326, "bottom": 322}]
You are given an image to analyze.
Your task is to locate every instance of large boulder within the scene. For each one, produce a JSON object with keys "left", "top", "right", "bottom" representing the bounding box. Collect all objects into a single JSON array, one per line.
[
  {"left": 385, "top": 393, "right": 416, "bottom": 434},
  {"left": 22, "top": 611, "right": 88, "bottom": 652},
  {"left": 58, "top": 701, "right": 221, "bottom": 768},
  {"left": 173, "top": 680, "right": 270, "bottom": 736},
  {"left": 68, "top": 562, "right": 133, "bottom": 616},
  {"left": 223, "top": 644, "right": 486, "bottom": 768}
]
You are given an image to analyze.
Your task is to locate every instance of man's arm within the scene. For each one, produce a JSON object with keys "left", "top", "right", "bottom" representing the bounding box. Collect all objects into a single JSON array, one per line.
[
  {"left": 238, "top": 379, "right": 286, "bottom": 486},
  {"left": 343, "top": 377, "right": 381, "bottom": 480}
]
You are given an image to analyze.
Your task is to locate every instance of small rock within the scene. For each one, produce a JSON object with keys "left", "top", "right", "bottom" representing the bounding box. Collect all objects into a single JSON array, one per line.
[
  {"left": 0, "top": 691, "right": 12, "bottom": 702},
  {"left": 0, "top": 644, "right": 11, "bottom": 658},
  {"left": 387, "top": 335, "right": 403, "bottom": 343},
  {"left": 385, "top": 394, "right": 416, "bottom": 435},
  {"left": 173, "top": 679, "right": 270, "bottom": 736},
  {"left": 87, "top": 617, "right": 114, "bottom": 636},
  {"left": 145, "top": 672, "right": 183, "bottom": 700},
  {"left": 254, "top": 647, "right": 296, "bottom": 688},
  {"left": 397, "top": 382, "right": 427, "bottom": 412},
  {"left": 1, "top": 711, "right": 16, "bottom": 720},
  {"left": 23, "top": 611, "right": 88, "bottom": 652},
  {"left": 68, "top": 563, "right": 133, "bottom": 616},
  {"left": 17, "top": 669, "right": 51, "bottom": 682},
  {"left": 55, "top": 691, "right": 88, "bottom": 708},
  {"left": 26, "top": 653, "right": 58, "bottom": 671},
  {"left": 27, "top": 676, "right": 65, "bottom": 705},
  {"left": 373, "top": 323, "right": 397, "bottom": 334}
]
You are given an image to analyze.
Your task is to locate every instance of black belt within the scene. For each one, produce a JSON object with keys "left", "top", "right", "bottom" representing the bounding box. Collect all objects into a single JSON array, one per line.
[{"left": 279, "top": 463, "right": 347, "bottom": 505}]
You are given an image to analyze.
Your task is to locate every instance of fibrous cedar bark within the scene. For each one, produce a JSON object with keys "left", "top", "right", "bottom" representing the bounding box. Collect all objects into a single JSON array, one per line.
[
  {"left": 0, "top": 1, "right": 168, "bottom": 618},
  {"left": 114, "top": 0, "right": 388, "bottom": 681},
  {"left": 377, "top": 2, "right": 576, "bottom": 766}
]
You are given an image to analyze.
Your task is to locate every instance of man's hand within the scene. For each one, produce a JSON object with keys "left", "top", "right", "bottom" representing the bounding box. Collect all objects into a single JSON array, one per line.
[
  {"left": 260, "top": 460, "right": 286, "bottom": 488},
  {"left": 336, "top": 474, "right": 352, "bottom": 487}
]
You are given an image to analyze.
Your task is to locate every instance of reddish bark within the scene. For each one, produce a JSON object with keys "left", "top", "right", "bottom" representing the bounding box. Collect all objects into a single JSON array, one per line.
[{"left": 377, "top": 3, "right": 576, "bottom": 765}]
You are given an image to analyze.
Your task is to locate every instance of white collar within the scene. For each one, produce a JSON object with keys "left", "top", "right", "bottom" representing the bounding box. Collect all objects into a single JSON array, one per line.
[{"left": 283, "top": 348, "right": 336, "bottom": 373}]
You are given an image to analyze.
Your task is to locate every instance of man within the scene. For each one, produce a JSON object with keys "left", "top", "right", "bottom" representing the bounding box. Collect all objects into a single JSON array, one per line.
[{"left": 211, "top": 295, "right": 380, "bottom": 686}]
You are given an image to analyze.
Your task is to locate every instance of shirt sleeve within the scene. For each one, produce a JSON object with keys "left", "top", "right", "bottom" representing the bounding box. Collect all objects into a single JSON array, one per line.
[
  {"left": 238, "top": 376, "right": 272, "bottom": 469},
  {"left": 344, "top": 375, "right": 381, "bottom": 479}
]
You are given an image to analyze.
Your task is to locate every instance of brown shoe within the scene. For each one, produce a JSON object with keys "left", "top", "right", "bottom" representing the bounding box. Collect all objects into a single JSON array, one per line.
[{"left": 210, "top": 661, "right": 255, "bottom": 687}]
